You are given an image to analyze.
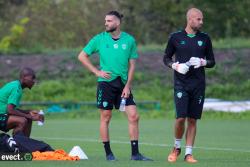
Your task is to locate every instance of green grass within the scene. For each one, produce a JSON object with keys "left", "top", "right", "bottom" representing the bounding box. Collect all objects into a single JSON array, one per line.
[
  {"left": 213, "top": 38, "right": 250, "bottom": 49},
  {"left": 138, "top": 43, "right": 165, "bottom": 52},
  {"left": 2, "top": 38, "right": 249, "bottom": 54},
  {"left": 2, "top": 118, "right": 250, "bottom": 166},
  {"left": 137, "top": 38, "right": 250, "bottom": 52}
]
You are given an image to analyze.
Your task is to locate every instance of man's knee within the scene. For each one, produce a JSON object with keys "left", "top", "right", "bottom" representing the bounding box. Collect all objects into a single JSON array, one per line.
[
  {"left": 176, "top": 117, "right": 186, "bottom": 125},
  {"left": 128, "top": 112, "right": 139, "bottom": 123},
  {"left": 18, "top": 117, "right": 28, "bottom": 128},
  {"left": 187, "top": 118, "right": 197, "bottom": 126},
  {"left": 101, "top": 111, "right": 112, "bottom": 123}
]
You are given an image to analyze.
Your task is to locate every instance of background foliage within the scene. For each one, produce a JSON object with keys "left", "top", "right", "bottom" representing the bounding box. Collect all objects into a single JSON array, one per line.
[
  {"left": 0, "top": 0, "right": 249, "bottom": 118},
  {"left": 0, "top": 0, "right": 250, "bottom": 53}
]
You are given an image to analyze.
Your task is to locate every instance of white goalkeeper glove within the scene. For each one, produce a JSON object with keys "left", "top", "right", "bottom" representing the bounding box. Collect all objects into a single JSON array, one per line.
[
  {"left": 189, "top": 57, "right": 207, "bottom": 69},
  {"left": 172, "top": 62, "right": 189, "bottom": 74}
]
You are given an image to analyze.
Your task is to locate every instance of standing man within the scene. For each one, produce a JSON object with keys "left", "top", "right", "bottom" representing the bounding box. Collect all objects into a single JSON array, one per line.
[
  {"left": 78, "top": 11, "right": 152, "bottom": 161},
  {"left": 0, "top": 67, "right": 44, "bottom": 137},
  {"left": 163, "top": 8, "right": 215, "bottom": 163}
]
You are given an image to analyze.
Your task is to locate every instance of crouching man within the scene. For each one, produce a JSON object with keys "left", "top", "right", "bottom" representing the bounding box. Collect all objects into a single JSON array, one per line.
[{"left": 0, "top": 67, "right": 44, "bottom": 137}]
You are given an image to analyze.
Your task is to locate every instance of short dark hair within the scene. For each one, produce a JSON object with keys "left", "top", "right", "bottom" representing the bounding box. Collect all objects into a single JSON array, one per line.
[
  {"left": 20, "top": 67, "right": 36, "bottom": 79},
  {"left": 106, "top": 11, "right": 124, "bottom": 21}
]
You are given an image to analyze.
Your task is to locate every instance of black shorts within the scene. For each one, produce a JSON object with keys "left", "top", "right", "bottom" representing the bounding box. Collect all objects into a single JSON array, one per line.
[
  {"left": 174, "top": 86, "right": 205, "bottom": 119},
  {"left": 97, "top": 77, "right": 136, "bottom": 110},
  {"left": 0, "top": 114, "right": 9, "bottom": 132}
]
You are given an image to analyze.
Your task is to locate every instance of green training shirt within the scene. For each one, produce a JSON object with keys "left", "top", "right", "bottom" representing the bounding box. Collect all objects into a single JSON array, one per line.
[
  {"left": 0, "top": 80, "right": 23, "bottom": 114},
  {"left": 83, "top": 31, "right": 138, "bottom": 84}
]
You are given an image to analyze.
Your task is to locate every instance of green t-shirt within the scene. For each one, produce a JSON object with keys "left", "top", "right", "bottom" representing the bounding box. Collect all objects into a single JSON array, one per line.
[
  {"left": 0, "top": 80, "right": 23, "bottom": 114},
  {"left": 83, "top": 31, "right": 138, "bottom": 83}
]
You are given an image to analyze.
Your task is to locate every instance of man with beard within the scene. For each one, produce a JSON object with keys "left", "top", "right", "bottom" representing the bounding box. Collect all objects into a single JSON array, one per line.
[
  {"left": 163, "top": 8, "right": 215, "bottom": 163},
  {"left": 78, "top": 11, "right": 152, "bottom": 161}
]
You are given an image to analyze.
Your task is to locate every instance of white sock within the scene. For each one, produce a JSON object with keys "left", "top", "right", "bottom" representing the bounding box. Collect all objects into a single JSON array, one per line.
[
  {"left": 174, "top": 138, "right": 181, "bottom": 148},
  {"left": 185, "top": 146, "right": 193, "bottom": 155}
]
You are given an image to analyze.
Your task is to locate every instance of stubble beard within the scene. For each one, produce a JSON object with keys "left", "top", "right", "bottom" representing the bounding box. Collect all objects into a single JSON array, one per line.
[{"left": 106, "top": 26, "right": 117, "bottom": 33}]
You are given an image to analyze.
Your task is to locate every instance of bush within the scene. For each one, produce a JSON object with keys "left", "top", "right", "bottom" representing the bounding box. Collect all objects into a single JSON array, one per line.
[{"left": 0, "top": 17, "right": 29, "bottom": 53}]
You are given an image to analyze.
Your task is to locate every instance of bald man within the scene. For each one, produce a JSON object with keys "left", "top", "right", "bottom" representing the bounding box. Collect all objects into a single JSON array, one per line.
[
  {"left": 78, "top": 11, "right": 152, "bottom": 161},
  {"left": 0, "top": 67, "right": 44, "bottom": 137},
  {"left": 163, "top": 8, "right": 215, "bottom": 163}
]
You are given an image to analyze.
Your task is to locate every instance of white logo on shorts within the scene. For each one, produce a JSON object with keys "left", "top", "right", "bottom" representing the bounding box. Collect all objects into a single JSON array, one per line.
[
  {"left": 103, "top": 101, "right": 108, "bottom": 107},
  {"left": 177, "top": 92, "right": 182, "bottom": 98}
]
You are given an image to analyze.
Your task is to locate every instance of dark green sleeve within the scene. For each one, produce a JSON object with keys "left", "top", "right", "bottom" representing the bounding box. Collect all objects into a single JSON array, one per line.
[
  {"left": 163, "top": 35, "right": 175, "bottom": 68},
  {"left": 205, "top": 36, "right": 216, "bottom": 68}
]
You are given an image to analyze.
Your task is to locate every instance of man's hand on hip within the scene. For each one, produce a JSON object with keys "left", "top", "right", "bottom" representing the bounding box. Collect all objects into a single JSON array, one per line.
[{"left": 95, "top": 70, "right": 112, "bottom": 79}]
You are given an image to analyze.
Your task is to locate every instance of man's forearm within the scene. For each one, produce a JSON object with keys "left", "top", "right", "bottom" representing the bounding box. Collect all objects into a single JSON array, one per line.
[
  {"left": 78, "top": 51, "right": 99, "bottom": 75},
  {"left": 126, "top": 59, "right": 136, "bottom": 88},
  {"left": 16, "top": 108, "right": 30, "bottom": 114},
  {"left": 8, "top": 109, "right": 31, "bottom": 119},
  {"left": 163, "top": 53, "right": 174, "bottom": 68},
  {"left": 205, "top": 59, "right": 215, "bottom": 68}
]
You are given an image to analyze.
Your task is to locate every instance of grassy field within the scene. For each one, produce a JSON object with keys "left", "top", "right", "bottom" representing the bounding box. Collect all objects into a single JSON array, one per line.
[{"left": 1, "top": 118, "right": 250, "bottom": 166}]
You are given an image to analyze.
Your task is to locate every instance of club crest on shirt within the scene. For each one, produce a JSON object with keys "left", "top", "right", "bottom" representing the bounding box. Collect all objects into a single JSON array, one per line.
[
  {"left": 180, "top": 40, "right": 186, "bottom": 45},
  {"left": 113, "top": 44, "right": 118, "bottom": 49},
  {"left": 122, "top": 44, "right": 127, "bottom": 50},
  {"left": 198, "top": 40, "right": 203, "bottom": 46}
]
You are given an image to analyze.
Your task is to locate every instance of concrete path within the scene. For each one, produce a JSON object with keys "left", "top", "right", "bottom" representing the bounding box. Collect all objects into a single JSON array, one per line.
[{"left": 204, "top": 98, "right": 250, "bottom": 112}]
